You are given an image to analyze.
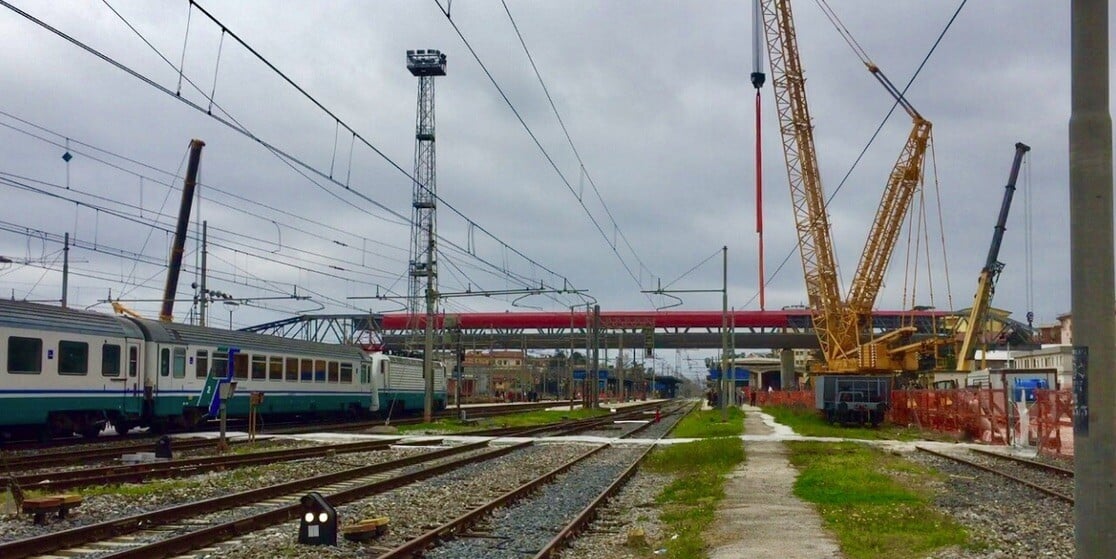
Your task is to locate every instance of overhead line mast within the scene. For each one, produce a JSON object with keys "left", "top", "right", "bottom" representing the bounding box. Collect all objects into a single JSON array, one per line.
[{"left": 406, "top": 49, "right": 447, "bottom": 423}]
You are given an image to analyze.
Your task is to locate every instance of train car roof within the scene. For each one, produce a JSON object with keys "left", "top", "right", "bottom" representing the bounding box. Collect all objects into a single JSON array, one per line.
[
  {"left": 129, "top": 317, "right": 366, "bottom": 361},
  {"left": 0, "top": 299, "right": 145, "bottom": 338}
]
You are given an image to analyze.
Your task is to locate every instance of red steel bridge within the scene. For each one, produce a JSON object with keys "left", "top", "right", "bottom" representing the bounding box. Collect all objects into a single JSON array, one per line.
[{"left": 239, "top": 308, "right": 1003, "bottom": 352}]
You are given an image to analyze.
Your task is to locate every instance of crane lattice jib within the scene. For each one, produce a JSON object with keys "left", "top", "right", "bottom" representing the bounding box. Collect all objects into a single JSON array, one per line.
[
  {"left": 760, "top": 0, "right": 845, "bottom": 363},
  {"left": 847, "top": 118, "right": 933, "bottom": 317}
]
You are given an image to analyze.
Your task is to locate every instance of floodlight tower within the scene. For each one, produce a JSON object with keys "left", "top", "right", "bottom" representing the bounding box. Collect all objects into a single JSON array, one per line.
[{"left": 406, "top": 49, "right": 446, "bottom": 422}]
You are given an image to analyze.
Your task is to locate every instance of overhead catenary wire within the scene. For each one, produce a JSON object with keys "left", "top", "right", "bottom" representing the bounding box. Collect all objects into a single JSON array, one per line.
[
  {"left": 433, "top": 0, "right": 652, "bottom": 302},
  {"left": 499, "top": 0, "right": 655, "bottom": 288},
  {"left": 1, "top": 0, "right": 577, "bottom": 310}
]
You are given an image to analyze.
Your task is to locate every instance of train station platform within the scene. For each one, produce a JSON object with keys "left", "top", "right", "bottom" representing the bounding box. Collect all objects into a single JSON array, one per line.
[{"left": 706, "top": 404, "right": 844, "bottom": 559}]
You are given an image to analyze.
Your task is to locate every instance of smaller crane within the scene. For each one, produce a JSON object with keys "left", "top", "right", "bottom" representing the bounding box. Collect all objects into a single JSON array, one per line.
[{"left": 955, "top": 142, "right": 1031, "bottom": 371}]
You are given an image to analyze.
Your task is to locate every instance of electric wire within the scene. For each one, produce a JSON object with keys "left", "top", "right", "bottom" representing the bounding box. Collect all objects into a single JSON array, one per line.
[
  {"left": 433, "top": 0, "right": 649, "bottom": 300},
  {"left": 6, "top": 0, "right": 600, "bottom": 311},
  {"left": 499, "top": 0, "right": 655, "bottom": 287},
  {"left": 744, "top": 0, "right": 967, "bottom": 309}
]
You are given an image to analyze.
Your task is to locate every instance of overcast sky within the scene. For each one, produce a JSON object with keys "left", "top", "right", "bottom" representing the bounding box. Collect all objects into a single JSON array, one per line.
[{"left": 0, "top": 1, "right": 1082, "bottom": 364}]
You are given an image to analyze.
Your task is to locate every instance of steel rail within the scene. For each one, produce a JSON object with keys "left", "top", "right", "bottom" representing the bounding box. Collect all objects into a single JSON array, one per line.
[
  {"left": 916, "top": 446, "right": 1073, "bottom": 504},
  {"left": 378, "top": 401, "right": 691, "bottom": 558},
  {"left": 376, "top": 444, "right": 609, "bottom": 558},
  {"left": 97, "top": 441, "right": 533, "bottom": 559},
  {"left": 0, "top": 440, "right": 491, "bottom": 559},
  {"left": 0, "top": 437, "right": 246, "bottom": 470},
  {"left": 1, "top": 438, "right": 412, "bottom": 491},
  {"left": 968, "top": 447, "right": 1074, "bottom": 477}
]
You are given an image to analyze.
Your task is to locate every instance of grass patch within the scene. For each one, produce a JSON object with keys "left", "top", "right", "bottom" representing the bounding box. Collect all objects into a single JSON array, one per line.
[
  {"left": 670, "top": 406, "right": 744, "bottom": 439},
  {"left": 397, "top": 408, "right": 607, "bottom": 433},
  {"left": 645, "top": 437, "right": 744, "bottom": 558},
  {"left": 763, "top": 405, "right": 938, "bottom": 441},
  {"left": 787, "top": 441, "right": 974, "bottom": 559},
  {"left": 46, "top": 478, "right": 196, "bottom": 498}
]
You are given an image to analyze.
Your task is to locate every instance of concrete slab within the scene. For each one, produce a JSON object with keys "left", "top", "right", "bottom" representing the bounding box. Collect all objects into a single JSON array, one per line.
[{"left": 705, "top": 405, "right": 844, "bottom": 559}]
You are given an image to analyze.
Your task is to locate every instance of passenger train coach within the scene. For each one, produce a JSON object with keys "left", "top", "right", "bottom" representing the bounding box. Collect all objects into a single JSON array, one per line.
[{"left": 0, "top": 299, "right": 447, "bottom": 440}]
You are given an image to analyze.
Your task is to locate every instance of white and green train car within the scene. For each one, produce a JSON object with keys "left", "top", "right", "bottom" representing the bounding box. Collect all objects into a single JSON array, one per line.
[
  {"left": 0, "top": 299, "right": 447, "bottom": 440},
  {"left": 0, "top": 299, "right": 147, "bottom": 438}
]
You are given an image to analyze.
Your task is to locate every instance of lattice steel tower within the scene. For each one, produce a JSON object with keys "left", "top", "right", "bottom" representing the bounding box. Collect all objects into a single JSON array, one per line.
[{"left": 406, "top": 49, "right": 446, "bottom": 348}]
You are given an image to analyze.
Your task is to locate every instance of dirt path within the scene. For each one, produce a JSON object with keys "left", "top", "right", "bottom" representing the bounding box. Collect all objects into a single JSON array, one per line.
[{"left": 705, "top": 405, "right": 844, "bottom": 559}]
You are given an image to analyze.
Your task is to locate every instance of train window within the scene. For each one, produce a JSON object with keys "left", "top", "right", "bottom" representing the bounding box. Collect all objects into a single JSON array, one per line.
[
  {"left": 314, "top": 360, "right": 326, "bottom": 383},
  {"left": 7, "top": 336, "right": 42, "bottom": 374},
  {"left": 269, "top": 357, "right": 283, "bottom": 381},
  {"left": 300, "top": 359, "right": 313, "bottom": 382},
  {"left": 196, "top": 350, "right": 209, "bottom": 378},
  {"left": 379, "top": 360, "right": 388, "bottom": 376},
  {"left": 233, "top": 353, "right": 249, "bottom": 380},
  {"left": 160, "top": 348, "right": 170, "bottom": 377},
  {"left": 102, "top": 344, "right": 121, "bottom": 377},
  {"left": 128, "top": 346, "right": 138, "bottom": 377},
  {"left": 285, "top": 357, "right": 298, "bottom": 382},
  {"left": 251, "top": 355, "right": 267, "bottom": 380},
  {"left": 211, "top": 353, "right": 229, "bottom": 378},
  {"left": 173, "top": 348, "right": 186, "bottom": 378},
  {"left": 328, "top": 361, "right": 340, "bottom": 383},
  {"left": 360, "top": 364, "right": 370, "bottom": 384},
  {"left": 59, "top": 340, "right": 89, "bottom": 375},
  {"left": 340, "top": 363, "right": 353, "bottom": 383}
]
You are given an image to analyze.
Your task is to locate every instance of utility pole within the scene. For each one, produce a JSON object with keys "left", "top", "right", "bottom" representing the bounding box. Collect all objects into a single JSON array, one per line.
[
  {"left": 720, "top": 246, "right": 729, "bottom": 422},
  {"left": 61, "top": 232, "right": 69, "bottom": 308},
  {"left": 591, "top": 305, "right": 601, "bottom": 409},
  {"left": 406, "top": 49, "right": 446, "bottom": 423},
  {"left": 642, "top": 246, "right": 730, "bottom": 421},
  {"left": 199, "top": 221, "right": 208, "bottom": 327},
  {"left": 1070, "top": 1, "right": 1116, "bottom": 556}
]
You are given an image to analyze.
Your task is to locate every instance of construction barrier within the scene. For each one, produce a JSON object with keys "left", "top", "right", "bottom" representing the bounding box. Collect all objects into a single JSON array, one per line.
[{"left": 744, "top": 387, "right": 1075, "bottom": 461}]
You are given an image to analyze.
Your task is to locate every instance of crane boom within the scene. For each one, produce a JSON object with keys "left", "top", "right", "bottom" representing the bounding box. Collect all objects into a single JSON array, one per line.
[
  {"left": 956, "top": 142, "right": 1031, "bottom": 371},
  {"left": 761, "top": 0, "right": 933, "bottom": 373},
  {"left": 759, "top": 0, "right": 844, "bottom": 364}
]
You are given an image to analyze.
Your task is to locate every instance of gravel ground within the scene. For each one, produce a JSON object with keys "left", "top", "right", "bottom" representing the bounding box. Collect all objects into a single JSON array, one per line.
[
  {"left": 907, "top": 450, "right": 1074, "bottom": 559},
  {"left": 0, "top": 444, "right": 426, "bottom": 543},
  {"left": 554, "top": 468, "right": 671, "bottom": 559},
  {"left": 424, "top": 446, "right": 648, "bottom": 559},
  {"left": 193, "top": 442, "right": 596, "bottom": 559}
]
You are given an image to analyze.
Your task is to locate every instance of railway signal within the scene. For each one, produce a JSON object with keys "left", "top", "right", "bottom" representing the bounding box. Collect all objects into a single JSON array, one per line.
[{"left": 298, "top": 492, "right": 338, "bottom": 546}]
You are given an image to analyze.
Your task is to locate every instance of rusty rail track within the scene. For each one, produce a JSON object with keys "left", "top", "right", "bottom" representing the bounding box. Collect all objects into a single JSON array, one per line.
[
  {"left": 1, "top": 438, "right": 431, "bottom": 491},
  {"left": 916, "top": 446, "right": 1073, "bottom": 504},
  {"left": 0, "top": 440, "right": 495, "bottom": 559}
]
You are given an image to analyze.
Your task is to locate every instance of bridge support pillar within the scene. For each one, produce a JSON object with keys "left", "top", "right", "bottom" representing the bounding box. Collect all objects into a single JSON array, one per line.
[{"left": 779, "top": 349, "right": 796, "bottom": 390}]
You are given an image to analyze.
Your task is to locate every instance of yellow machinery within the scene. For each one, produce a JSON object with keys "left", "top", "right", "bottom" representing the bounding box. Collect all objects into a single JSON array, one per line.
[
  {"left": 759, "top": 0, "right": 933, "bottom": 374},
  {"left": 954, "top": 143, "right": 1031, "bottom": 371}
]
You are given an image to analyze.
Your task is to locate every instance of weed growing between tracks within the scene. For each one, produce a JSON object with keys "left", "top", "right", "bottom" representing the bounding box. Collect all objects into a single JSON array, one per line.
[
  {"left": 787, "top": 441, "right": 977, "bottom": 559},
  {"left": 669, "top": 407, "right": 744, "bottom": 439},
  {"left": 397, "top": 407, "right": 609, "bottom": 434},
  {"left": 645, "top": 437, "right": 744, "bottom": 558}
]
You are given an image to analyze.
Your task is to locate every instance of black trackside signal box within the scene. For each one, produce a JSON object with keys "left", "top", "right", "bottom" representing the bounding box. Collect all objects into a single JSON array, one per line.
[{"left": 298, "top": 492, "right": 338, "bottom": 546}]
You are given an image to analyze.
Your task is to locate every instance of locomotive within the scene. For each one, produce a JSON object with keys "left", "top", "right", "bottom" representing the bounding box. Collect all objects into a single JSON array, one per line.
[{"left": 0, "top": 299, "right": 446, "bottom": 440}]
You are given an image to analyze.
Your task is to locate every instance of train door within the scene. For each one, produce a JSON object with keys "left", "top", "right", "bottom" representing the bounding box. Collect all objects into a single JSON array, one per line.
[{"left": 362, "top": 359, "right": 380, "bottom": 412}]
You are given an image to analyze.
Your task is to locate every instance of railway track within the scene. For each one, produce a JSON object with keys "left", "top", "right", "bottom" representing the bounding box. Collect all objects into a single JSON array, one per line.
[
  {"left": 0, "top": 403, "right": 673, "bottom": 559},
  {"left": 375, "top": 401, "right": 691, "bottom": 558},
  {"left": 915, "top": 446, "right": 1073, "bottom": 503}
]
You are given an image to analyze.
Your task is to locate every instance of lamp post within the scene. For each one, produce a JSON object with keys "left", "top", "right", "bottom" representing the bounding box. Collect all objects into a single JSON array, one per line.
[{"left": 223, "top": 300, "right": 239, "bottom": 329}]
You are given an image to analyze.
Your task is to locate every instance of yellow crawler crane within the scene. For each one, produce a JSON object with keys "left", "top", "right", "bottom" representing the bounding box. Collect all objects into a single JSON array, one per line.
[{"left": 759, "top": 0, "right": 933, "bottom": 374}]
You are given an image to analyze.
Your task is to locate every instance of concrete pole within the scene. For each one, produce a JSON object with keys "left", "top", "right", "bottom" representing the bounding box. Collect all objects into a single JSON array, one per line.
[
  {"left": 720, "top": 246, "right": 729, "bottom": 422},
  {"left": 1071, "top": 1, "right": 1116, "bottom": 556},
  {"left": 61, "top": 232, "right": 69, "bottom": 308},
  {"left": 422, "top": 236, "right": 436, "bottom": 423},
  {"left": 591, "top": 305, "right": 601, "bottom": 409},
  {"left": 780, "top": 348, "right": 795, "bottom": 390},
  {"left": 199, "top": 221, "right": 207, "bottom": 327}
]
